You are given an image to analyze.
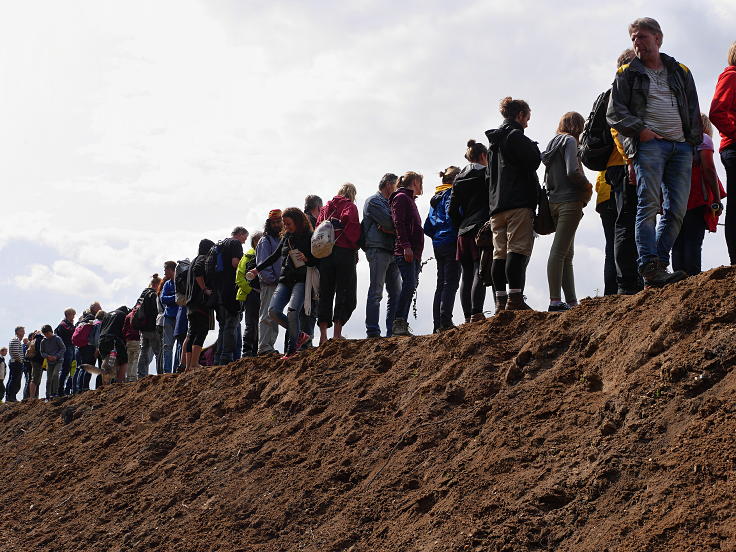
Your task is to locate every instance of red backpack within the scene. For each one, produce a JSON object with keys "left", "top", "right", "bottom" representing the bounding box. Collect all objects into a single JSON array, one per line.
[{"left": 71, "top": 322, "right": 94, "bottom": 347}]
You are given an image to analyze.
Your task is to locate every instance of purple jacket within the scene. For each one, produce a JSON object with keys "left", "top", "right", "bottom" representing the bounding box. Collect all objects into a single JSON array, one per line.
[{"left": 390, "top": 187, "right": 424, "bottom": 260}]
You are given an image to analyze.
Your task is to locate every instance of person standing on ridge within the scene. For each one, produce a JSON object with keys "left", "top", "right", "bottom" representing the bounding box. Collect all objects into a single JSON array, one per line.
[
  {"left": 256, "top": 211, "right": 284, "bottom": 355},
  {"left": 425, "top": 166, "right": 461, "bottom": 332},
  {"left": 709, "top": 41, "right": 736, "bottom": 264},
  {"left": 542, "top": 111, "right": 593, "bottom": 312},
  {"left": 212, "top": 226, "right": 247, "bottom": 365},
  {"left": 160, "top": 261, "right": 179, "bottom": 374},
  {"left": 390, "top": 171, "right": 424, "bottom": 336},
  {"left": 486, "top": 97, "right": 541, "bottom": 311},
  {"left": 607, "top": 17, "right": 702, "bottom": 287},
  {"left": 363, "top": 173, "right": 401, "bottom": 338},
  {"left": 250, "top": 208, "right": 315, "bottom": 359},
  {"left": 6, "top": 326, "right": 25, "bottom": 402},
  {"left": 40, "top": 324, "right": 66, "bottom": 398},
  {"left": 316, "top": 183, "right": 361, "bottom": 345},
  {"left": 55, "top": 308, "right": 76, "bottom": 395},
  {"left": 450, "top": 140, "right": 490, "bottom": 322}
]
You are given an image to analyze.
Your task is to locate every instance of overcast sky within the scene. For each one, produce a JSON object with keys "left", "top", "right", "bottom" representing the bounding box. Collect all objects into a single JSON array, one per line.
[{"left": 1, "top": 0, "right": 735, "bottom": 361}]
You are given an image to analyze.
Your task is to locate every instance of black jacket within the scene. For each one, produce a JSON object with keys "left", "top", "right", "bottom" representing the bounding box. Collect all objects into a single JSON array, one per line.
[
  {"left": 485, "top": 120, "right": 541, "bottom": 216},
  {"left": 100, "top": 306, "right": 130, "bottom": 340},
  {"left": 256, "top": 231, "right": 315, "bottom": 285},
  {"left": 449, "top": 163, "right": 489, "bottom": 236},
  {"left": 607, "top": 53, "right": 702, "bottom": 159}
]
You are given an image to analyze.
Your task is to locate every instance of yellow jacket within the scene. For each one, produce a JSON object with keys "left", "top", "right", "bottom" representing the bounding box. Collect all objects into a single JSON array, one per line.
[{"left": 595, "top": 130, "right": 628, "bottom": 205}]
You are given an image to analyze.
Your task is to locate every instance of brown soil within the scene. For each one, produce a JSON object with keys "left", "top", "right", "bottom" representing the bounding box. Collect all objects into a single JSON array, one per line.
[{"left": 2, "top": 267, "right": 736, "bottom": 552}]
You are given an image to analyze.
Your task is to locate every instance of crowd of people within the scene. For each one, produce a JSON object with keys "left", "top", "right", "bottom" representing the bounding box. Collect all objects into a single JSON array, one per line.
[{"left": 2, "top": 18, "right": 735, "bottom": 401}]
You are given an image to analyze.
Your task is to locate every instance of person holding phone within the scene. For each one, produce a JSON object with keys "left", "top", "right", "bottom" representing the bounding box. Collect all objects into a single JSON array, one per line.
[{"left": 248, "top": 208, "right": 315, "bottom": 359}]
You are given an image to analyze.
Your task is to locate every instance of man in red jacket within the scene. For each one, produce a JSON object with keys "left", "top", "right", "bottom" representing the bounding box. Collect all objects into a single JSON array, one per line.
[
  {"left": 710, "top": 42, "right": 736, "bottom": 264},
  {"left": 390, "top": 171, "right": 424, "bottom": 336}
]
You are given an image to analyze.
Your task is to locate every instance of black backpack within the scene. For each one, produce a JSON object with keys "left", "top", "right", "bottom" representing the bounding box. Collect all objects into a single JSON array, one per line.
[
  {"left": 204, "top": 241, "right": 226, "bottom": 288},
  {"left": 580, "top": 89, "right": 614, "bottom": 172},
  {"left": 174, "top": 258, "right": 191, "bottom": 306},
  {"left": 131, "top": 288, "right": 158, "bottom": 332}
]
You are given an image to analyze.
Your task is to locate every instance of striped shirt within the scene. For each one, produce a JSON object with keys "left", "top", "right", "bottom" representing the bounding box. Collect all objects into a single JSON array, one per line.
[
  {"left": 9, "top": 337, "right": 23, "bottom": 363},
  {"left": 644, "top": 67, "right": 685, "bottom": 142}
]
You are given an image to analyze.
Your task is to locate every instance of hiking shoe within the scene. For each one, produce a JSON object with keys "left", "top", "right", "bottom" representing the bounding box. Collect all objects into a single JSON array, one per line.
[
  {"left": 495, "top": 295, "right": 507, "bottom": 313},
  {"left": 506, "top": 292, "right": 532, "bottom": 311},
  {"left": 640, "top": 261, "right": 688, "bottom": 288},
  {"left": 470, "top": 312, "right": 486, "bottom": 323},
  {"left": 438, "top": 321, "right": 456, "bottom": 332},
  {"left": 548, "top": 302, "right": 570, "bottom": 312},
  {"left": 392, "top": 318, "right": 413, "bottom": 336}
]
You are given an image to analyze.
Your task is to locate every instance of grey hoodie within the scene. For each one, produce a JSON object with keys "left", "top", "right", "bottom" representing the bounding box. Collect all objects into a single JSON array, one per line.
[{"left": 542, "top": 134, "right": 590, "bottom": 204}]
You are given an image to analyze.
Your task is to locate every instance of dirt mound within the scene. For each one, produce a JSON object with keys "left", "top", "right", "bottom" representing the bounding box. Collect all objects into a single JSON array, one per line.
[{"left": 2, "top": 267, "right": 736, "bottom": 552}]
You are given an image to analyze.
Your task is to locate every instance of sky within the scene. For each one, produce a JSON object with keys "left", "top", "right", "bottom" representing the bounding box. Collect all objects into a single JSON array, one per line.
[{"left": 1, "top": 0, "right": 735, "bottom": 371}]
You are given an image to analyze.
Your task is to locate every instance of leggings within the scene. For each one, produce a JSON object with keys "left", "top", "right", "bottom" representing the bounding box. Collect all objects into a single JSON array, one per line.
[{"left": 459, "top": 256, "right": 486, "bottom": 318}]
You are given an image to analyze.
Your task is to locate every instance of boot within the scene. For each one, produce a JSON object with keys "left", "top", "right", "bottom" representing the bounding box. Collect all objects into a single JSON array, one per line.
[
  {"left": 392, "top": 318, "right": 413, "bottom": 336},
  {"left": 506, "top": 292, "right": 532, "bottom": 311},
  {"left": 494, "top": 295, "right": 507, "bottom": 314},
  {"left": 640, "top": 260, "right": 687, "bottom": 288},
  {"left": 470, "top": 312, "right": 486, "bottom": 322}
]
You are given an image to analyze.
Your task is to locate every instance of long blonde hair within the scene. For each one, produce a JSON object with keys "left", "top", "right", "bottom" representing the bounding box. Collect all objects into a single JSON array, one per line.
[{"left": 728, "top": 42, "right": 736, "bottom": 67}]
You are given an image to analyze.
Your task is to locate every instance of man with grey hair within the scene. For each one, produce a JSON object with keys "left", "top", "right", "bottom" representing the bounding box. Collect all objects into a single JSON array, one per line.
[
  {"left": 213, "top": 226, "right": 248, "bottom": 365},
  {"left": 607, "top": 17, "right": 702, "bottom": 288},
  {"left": 363, "top": 173, "right": 402, "bottom": 337}
]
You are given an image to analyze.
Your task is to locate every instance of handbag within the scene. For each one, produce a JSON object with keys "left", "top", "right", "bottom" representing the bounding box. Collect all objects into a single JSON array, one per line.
[{"left": 534, "top": 185, "right": 555, "bottom": 235}]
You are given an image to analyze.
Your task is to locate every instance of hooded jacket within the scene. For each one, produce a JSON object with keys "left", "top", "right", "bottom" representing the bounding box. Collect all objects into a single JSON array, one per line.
[
  {"left": 449, "top": 163, "right": 489, "bottom": 236},
  {"left": 424, "top": 188, "right": 457, "bottom": 252},
  {"left": 607, "top": 53, "right": 702, "bottom": 159},
  {"left": 255, "top": 234, "right": 282, "bottom": 286},
  {"left": 542, "top": 134, "right": 590, "bottom": 204},
  {"left": 235, "top": 248, "right": 256, "bottom": 301},
  {"left": 160, "top": 279, "right": 179, "bottom": 319},
  {"left": 710, "top": 65, "right": 736, "bottom": 152},
  {"left": 100, "top": 306, "right": 130, "bottom": 340},
  {"left": 55, "top": 318, "right": 75, "bottom": 347},
  {"left": 318, "top": 195, "right": 361, "bottom": 250},
  {"left": 390, "top": 187, "right": 424, "bottom": 259},
  {"left": 362, "top": 192, "right": 395, "bottom": 251},
  {"left": 485, "top": 120, "right": 541, "bottom": 216}
]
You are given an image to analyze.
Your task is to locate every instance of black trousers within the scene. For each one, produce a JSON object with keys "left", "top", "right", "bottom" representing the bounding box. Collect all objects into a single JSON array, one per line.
[
  {"left": 609, "top": 165, "right": 643, "bottom": 293},
  {"left": 318, "top": 246, "right": 357, "bottom": 326},
  {"left": 242, "top": 291, "right": 260, "bottom": 356},
  {"left": 721, "top": 147, "right": 736, "bottom": 264},
  {"left": 597, "top": 197, "right": 618, "bottom": 296}
]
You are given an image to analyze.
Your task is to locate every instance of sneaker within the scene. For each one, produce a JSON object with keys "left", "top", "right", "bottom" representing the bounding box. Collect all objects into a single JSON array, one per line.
[
  {"left": 548, "top": 302, "right": 570, "bottom": 312},
  {"left": 506, "top": 292, "right": 532, "bottom": 311},
  {"left": 392, "top": 318, "right": 413, "bottom": 336},
  {"left": 470, "top": 312, "right": 486, "bottom": 323},
  {"left": 494, "top": 295, "right": 507, "bottom": 313},
  {"left": 296, "top": 332, "right": 310, "bottom": 350}
]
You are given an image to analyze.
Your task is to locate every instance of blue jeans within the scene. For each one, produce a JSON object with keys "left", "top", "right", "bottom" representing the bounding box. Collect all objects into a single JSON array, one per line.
[
  {"left": 162, "top": 317, "right": 176, "bottom": 374},
  {"left": 137, "top": 331, "right": 161, "bottom": 379},
  {"left": 395, "top": 256, "right": 421, "bottom": 321},
  {"left": 365, "top": 248, "right": 401, "bottom": 337},
  {"left": 433, "top": 247, "right": 460, "bottom": 329},
  {"left": 269, "top": 282, "right": 305, "bottom": 355},
  {"left": 214, "top": 307, "right": 240, "bottom": 365},
  {"left": 633, "top": 139, "right": 693, "bottom": 269}
]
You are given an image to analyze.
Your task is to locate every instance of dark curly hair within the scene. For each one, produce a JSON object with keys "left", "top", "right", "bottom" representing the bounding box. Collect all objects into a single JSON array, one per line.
[{"left": 281, "top": 207, "right": 313, "bottom": 236}]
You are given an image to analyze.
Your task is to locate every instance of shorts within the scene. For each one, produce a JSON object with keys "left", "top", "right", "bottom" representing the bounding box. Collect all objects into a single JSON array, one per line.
[
  {"left": 30, "top": 361, "right": 44, "bottom": 385},
  {"left": 187, "top": 309, "right": 209, "bottom": 348},
  {"left": 491, "top": 208, "right": 535, "bottom": 259},
  {"left": 98, "top": 336, "right": 127, "bottom": 365}
]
